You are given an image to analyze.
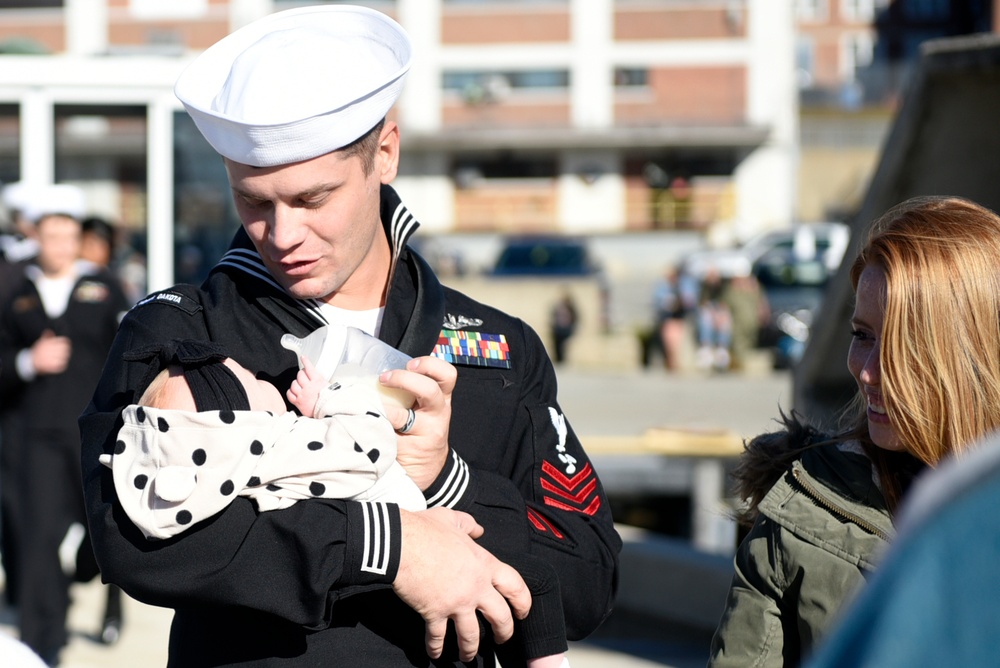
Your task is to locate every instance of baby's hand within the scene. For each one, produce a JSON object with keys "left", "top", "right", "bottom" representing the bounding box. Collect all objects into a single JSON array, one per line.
[{"left": 286, "top": 355, "right": 326, "bottom": 418}]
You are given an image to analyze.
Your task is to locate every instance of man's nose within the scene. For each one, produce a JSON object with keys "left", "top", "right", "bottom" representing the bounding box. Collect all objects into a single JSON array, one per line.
[{"left": 269, "top": 205, "right": 306, "bottom": 251}]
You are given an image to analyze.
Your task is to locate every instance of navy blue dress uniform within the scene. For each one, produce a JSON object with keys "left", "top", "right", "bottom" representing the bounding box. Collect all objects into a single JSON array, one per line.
[
  {"left": 81, "top": 5, "right": 620, "bottom": 665},
  {"left": 0, "top": 247, "right": 29, "bottom": 610},
  {"left": 82, "top": 186, "right": 621, "bottom": 667},
  {"left": 0, "top": 258, "right": 128, "bottom": 661},
  {"left": 0, "top": 182, "right": 39, "bottom": 611}
]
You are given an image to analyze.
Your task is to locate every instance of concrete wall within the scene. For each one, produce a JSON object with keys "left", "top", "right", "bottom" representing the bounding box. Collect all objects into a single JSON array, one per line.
[
  {"left": 423, "top": 229, "right": 707, "bottom": 332},
  {"left": 795, "top": 34, "right": 1000, "bottom": 420},
  {"left": 440, "top": 274, "right": 641, "bottom": 371}
]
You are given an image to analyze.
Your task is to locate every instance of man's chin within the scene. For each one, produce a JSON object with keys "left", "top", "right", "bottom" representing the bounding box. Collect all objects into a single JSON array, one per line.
[{"left": 279, "top": 278, "right": 331, "bottom": 302}]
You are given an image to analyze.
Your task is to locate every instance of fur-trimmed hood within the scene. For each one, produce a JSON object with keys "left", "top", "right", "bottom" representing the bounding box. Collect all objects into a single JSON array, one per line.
[{"left": 733, "top": 412, "right": 827, "bottom": 523}]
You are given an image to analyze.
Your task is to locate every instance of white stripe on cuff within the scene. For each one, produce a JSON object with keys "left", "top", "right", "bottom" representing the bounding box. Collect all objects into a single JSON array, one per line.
[
  {"left": 425, "top": 451, "right": 470, "bottom": 509},
  {"left": 359, "top": 501, "right": 392, "bottom": 575}
]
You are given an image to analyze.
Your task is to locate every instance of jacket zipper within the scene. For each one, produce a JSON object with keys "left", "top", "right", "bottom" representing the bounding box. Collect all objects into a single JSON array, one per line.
[{"left": 791, "top": 467, "right": 890, "bottom": 541}]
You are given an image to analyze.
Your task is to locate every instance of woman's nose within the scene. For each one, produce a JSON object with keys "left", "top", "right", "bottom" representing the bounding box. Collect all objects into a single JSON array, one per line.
[{"left": 859, "top": 347, "right": 880, "bottom": 386}]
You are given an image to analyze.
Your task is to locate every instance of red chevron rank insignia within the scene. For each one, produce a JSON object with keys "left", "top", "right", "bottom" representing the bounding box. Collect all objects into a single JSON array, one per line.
[
  {"left": 540, "top": 460, "right": 601, "bottom": 516},
  {"left": 527, "top": 507, "right": 564, "bottom": 539}
]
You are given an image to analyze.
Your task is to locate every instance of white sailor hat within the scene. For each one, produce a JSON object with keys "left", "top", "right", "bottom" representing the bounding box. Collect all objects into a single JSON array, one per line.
[
  {"left": 4, "top": 182, "right": 87, "bottom": 223},
  {"left": 1, "top": 181, "right": 44, "bottom": 216},
  {"left": 174, "top": 4, "right": 412, "bottom": 168}
]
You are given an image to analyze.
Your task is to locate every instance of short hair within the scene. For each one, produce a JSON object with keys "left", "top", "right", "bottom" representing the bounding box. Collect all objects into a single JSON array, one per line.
[
  {"left": 339, "top": 118, "right": 385, "bottom": 176},
  {"left": 82, "top": 216, "right": 115, "bottom": 245},
  {"left": 848, "top": 196, "right": 1000, "bottom": 469}
]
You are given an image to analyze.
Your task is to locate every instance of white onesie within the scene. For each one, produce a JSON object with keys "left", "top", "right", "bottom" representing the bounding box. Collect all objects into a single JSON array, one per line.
[{"left": 101, "top": 377, "right": 426, "bottom": 540}]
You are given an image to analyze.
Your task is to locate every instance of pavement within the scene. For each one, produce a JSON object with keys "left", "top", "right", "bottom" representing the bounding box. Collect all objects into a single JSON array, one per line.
[{"left": 0, "top": 365, "right": 793, "bottom": 667}]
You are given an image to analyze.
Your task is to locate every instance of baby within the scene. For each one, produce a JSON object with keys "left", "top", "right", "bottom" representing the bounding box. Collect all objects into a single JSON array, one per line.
[
  {"left": 102, "top": 342, "right": 424, "bottom": 540},
  {"left": 103, "top": 337, "right": 570, "bottom": 667}
]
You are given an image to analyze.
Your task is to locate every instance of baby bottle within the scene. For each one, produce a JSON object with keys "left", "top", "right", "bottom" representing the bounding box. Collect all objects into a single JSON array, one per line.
[{"left": 280, "top": 325, "right": 415, "bottom": 409}]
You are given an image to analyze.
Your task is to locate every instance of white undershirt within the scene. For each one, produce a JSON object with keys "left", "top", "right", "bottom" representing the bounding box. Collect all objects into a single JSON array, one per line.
[
  {"left": 315, "top": 302, "right": 384, "bottom": 337},
  {"left": 25, "top": 264, "right": 78, "bottom": 319},
  {"left": 16, "top": 266, "right": 78, "bottom": 381}
]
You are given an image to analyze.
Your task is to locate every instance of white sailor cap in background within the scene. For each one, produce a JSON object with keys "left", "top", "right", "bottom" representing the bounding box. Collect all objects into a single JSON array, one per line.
[
  {"left": 2, "top": 182, "right": 87, "bottom": 223},
  {"left": 174, "top": 4, "right": 412, "bottom": 168},
  {"left": 1, "top": 181, "right": 44, "bottom": 216}
]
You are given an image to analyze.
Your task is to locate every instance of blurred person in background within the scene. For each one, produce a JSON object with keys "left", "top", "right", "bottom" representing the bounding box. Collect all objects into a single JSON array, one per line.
[
  {"left": 0, "top": 183, "right": 37, "bottom": 616},
  {"left": 76, "top": 215, "right": 127, "bottom": 645},
  {"left": 549, "top": 289, "right": 578, "bottom": 365},
  {"left": 0, "top": 186, "right": 129, "bottom": 666},
  {"left": 0, "top": 182, "right": 51, "bottom": 619},
  {"left": 695, "top": 267, "right": 733, "bottom": 372},
  {"left": 81, "top": 215, "right": 146, "bottom": 304},
  {"left": 721, "top": 270, "right": 768, "bottom": 373},
  {"left": 651, "top": 264, "right": 696, "bottom": 372},
  {"left": 79, "top": 216, "right": 115, "bottom": 268},
  {"left": 708, "top": 196, "right": 1000, "bottom": 667},
  {"left": 0, "top": 182, "right": 41, "bottom": 270}
]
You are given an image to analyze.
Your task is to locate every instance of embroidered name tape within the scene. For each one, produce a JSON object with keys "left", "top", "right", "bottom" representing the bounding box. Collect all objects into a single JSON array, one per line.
[
  {"left": 432, "top": 329, "right": 511, "bottom": 369},
  {"left": 132, "top": 291, "right": 203, "bottom": 316}
]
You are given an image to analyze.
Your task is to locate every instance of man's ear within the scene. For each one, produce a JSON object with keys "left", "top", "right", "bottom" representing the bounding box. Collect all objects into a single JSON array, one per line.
[{"left": 377, "top": 121, "right": 400, "bottom": 184}]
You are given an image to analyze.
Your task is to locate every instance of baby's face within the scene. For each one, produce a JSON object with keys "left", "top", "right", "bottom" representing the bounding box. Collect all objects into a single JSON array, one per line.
[{"left": 223, "top": 358, "right": 286, "bottom": 413}]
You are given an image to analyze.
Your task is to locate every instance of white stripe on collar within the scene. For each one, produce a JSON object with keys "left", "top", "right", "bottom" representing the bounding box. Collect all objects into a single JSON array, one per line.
[
  {"left": 216, "top": 249, "right": 328, "bottom": 326},
  {"left": 391, "top": 202, "right": 418, "bottom": 260}
]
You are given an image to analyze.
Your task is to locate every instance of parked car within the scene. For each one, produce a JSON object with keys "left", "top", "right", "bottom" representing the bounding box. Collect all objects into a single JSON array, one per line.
[
  {"left": 489, "top": 236, "right": 600, "bottom": 276},
  {"left": 752, "top": 248, "right": 836, "bottom": 369},
  {"left": 681, "top": 222, "right": 850, "bottom": 280}
]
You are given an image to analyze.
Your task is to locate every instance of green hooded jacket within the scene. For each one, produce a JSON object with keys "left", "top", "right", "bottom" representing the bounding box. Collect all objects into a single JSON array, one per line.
[{"left": 707, "top": 438, "right": 894, "bottom": 668}]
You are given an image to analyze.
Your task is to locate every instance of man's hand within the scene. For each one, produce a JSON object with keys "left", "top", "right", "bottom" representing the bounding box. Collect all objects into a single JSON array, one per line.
[
  {"left": 379, "top": 356, "right": 457, "bottom": 490},
  {"left": 393, "top": 507, "right": 531, "bottom": 662},
  {"left": 31, "top": 330, "right": 71, "bottom": 375}
]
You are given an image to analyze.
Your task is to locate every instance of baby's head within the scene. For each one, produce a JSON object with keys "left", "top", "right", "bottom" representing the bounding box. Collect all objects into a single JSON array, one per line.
[{"left": 138, "top": 353, "right": 285, "bottom": 414}]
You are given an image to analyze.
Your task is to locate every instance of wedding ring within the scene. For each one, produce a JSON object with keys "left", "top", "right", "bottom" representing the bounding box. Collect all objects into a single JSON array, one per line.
[{"left": 398, "top": 408, "right": 416, "bottom": 434}]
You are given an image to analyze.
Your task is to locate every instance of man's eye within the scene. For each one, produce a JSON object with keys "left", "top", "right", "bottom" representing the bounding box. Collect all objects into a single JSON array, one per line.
[
  {"left": 299, "top": 196, "right": 326, "bottom": 208},
  {"left": 242, "top": 197, "right": 270, "bottom": 209}
]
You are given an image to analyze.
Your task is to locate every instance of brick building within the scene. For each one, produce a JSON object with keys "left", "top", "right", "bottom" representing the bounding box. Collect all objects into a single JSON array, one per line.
[
  {"left": 0, "top": 0, "right": 796, "bottom": 289},
  {"left": 794, "top": 0, "right": 997, "bottom": 221}
]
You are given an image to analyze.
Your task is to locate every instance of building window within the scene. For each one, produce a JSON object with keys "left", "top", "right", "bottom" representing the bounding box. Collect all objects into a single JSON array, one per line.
[
  {"left": 796, "top": 0, "right": 828, "bottom": 22},
  {"left": 443, "top": 70, "right": 569, "bottom": 91},
  {"left": 841, "top": 32, "right": 874, "bottom": 80},
  {"left": 614, "top": 68, "right": 648, "bottom": 88},
  {"left": 453, "top": 156, "right": 556, "bottom": 186},
  {"left": 841, "top": 0, "right": 889, "bottom": 23},
  {"left": 796, "top": 37, "right": 816, "bottom": 88},
  {"left": 443, "top": 70, "right": 568, "bottom": 104},
  {"left": 173, "top": 112, "right": 242, "bottom": 286}
]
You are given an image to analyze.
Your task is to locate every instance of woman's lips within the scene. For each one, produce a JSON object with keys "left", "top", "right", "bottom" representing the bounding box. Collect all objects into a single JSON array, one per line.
[{"left": 867, "top": 398, "right": 890, "bottom": 423}]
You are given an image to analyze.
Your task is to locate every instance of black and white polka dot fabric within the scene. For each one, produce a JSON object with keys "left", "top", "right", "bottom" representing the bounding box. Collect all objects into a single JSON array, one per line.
[{"left": 100, "top": 379, "right": 425, "bottom": 540}]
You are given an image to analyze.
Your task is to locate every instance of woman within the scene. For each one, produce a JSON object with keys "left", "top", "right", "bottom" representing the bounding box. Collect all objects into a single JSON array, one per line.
[{"left": 708, "top": 196, "right": 1000, "bottom": 667}]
